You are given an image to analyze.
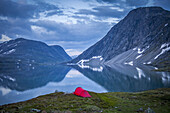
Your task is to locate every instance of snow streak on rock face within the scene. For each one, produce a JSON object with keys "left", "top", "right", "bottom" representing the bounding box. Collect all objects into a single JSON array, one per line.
[
  {"left": 3, "top": 49, "right": 15, "bottom": 55},
  {"left": 0, "top": 74, "right": 16, "bottom": 82},
  {"left": 136, "top": 54, "right": 142, "bottom": 59},
  {"left": 77, "top": 56, "right": 103, "bottom": 64},
  {"left": 124, "top": 61, "right": 133, "bottom": 66},
  {"left": 137, "top": 48, "right": 145, "bottom": 54},
  {"left": 164, "top": 23, "right": 168, "bottom": 27},
  {"left": 154, "top": 43, "right": 170, "bottom": 59}
]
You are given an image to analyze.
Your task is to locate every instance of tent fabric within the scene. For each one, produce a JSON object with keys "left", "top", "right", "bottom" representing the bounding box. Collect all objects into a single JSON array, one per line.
[{"left": 73, "top": 87, "right": 91, "bottom": 97}]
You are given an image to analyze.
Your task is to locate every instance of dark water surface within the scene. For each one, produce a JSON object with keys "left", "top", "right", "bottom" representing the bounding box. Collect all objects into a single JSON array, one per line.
[{"left": 0, "top": 64, "right": 169, "bottom": 105}]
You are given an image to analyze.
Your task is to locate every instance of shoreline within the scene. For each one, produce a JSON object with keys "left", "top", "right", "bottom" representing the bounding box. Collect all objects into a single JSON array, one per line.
[{"left": 0, "top": 88, "right": 170, "bottom": 112}]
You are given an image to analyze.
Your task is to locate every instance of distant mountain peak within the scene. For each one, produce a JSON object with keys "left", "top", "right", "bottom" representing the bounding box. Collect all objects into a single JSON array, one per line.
[{"left": 0, "top": 38, "right": 72, "bottom": 64}]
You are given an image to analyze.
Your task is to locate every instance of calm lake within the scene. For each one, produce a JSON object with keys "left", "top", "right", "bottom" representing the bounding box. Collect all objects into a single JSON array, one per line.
[{"left": 0, "top": 64, "right": 170, "bottom": 105}]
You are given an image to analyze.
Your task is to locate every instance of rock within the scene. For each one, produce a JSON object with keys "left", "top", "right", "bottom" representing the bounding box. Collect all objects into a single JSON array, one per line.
[
  {"left": 131, "top": 96, "right": 137, "bottom": 99},
  {"left": 145, "top": 107, "right": 155, "bottom": 113},
  {"left": 118, "top": 109, "right": 122, "bottom": 111},
  {"left": 137, "top": 107, "right": 144, "bottom": 112},
  {"left": 31, "top": 108, "right": 41, "bottom": 112},
  {"left": 55, "top": 90, "right": 58, "bottom": 93},
  {"left": 41, "top": 110, "right": 47, "bottom": 113}
]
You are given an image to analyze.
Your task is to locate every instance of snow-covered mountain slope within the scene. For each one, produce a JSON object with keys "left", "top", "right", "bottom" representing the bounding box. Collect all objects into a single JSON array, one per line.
[
  {"left": 105, "top": 43, "right": 170, "bottom": 67},
  {"left": 71, "top": 7, "right": 170, "bottom": 70}
]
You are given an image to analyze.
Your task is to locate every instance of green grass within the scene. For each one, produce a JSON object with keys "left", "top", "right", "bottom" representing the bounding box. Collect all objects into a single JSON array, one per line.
[{"left": 0, "top": 88, "right": 170, "bottom": 113}]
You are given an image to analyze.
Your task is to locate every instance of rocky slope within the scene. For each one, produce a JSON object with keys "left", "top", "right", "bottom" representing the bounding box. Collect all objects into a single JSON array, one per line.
[
  {"left": 71, "top": 7, "right": 170, "bottom": 70},
  {"left": 0, "top": 38, "right": 72, "bottom": 64}
]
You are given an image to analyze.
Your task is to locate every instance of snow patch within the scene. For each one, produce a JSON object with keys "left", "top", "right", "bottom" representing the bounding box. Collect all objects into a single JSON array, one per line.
[
  {"left": 92, "top": 56, "right": 103, "bottom": 61},
  {"left": 137, "top": 48, "right": 145, "bottom": 54},
  {"left": 77, "top": 56, "right": 103, "bottom": 64},
  {"left": 76, "top": 56, "right": 103, "bottom": 72},
  {"left": 133, "top": 47, "right": 137, "bottom": 50},
  {"left": 148, "top": 77, "right": 151, "bottom": 81},
  {"left": 161, "top": 72, "right": 170, "bottom": 84},
  {"left": 3, "top": 76, "right": 16, "bottom": 81},
  {"left": 136, "top": 67, "right": 146, "bottom": 78},
  {"left": 147, "top": 61, "right": 151, "bottom": 64},
  {"left": 154, "top": 67, "right": 158, "bottom": 70},
  {"left": 161, "top": 43, "right": 169, "bottom": 49},
  {"left": 90, "top": 66, "right": 103, "bottom": 72},
  {"left": 164, "top": 23, "right": 168, "bottom": 27},
  {"left": 154, "top": 46, "right": 170, "bottom": 59},
  {"left": 136, "top": 54, "right": 142, "bottom": 59},
  {"left": 0, "top": 87, "right": 11, "bottom": 96},
  {"left": 3, "top": 49, "right": 15, "bottom": 55},
  {"left": 77, "top": 63, "right": 103, "bottom": 72},
  {"left": 124, "top": 61, "right": 133, "bottom": 66},
  {"left": 77, "top": 59, "right": 90, "bottom": 64},
  {"left": 134, "top": 75, "right": 138, "bottom": 79}
]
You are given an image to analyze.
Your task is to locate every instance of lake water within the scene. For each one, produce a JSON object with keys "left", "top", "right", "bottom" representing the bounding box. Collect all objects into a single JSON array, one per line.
[{"left": 0, "top": 64, "right": 170, "bottom": 105}]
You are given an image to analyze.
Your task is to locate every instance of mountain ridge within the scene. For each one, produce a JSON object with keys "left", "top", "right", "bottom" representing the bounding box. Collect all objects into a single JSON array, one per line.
[
  {"left": 70, "top": 7, "right": 170, "bottom": 70},
  {"left": 0, "top": 38, "right": 72, "bottom": 65}
]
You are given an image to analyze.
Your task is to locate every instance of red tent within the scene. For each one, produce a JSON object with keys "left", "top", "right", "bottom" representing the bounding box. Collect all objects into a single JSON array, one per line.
[{"left": 73, "top": 87, "right": 91, "bottom": 97}]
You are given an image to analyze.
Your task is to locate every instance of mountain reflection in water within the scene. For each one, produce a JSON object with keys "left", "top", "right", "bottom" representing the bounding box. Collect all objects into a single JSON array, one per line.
[
  {"left": 0, "top": 64, "right": 169, "bottom": 105},
  {"left": 71, "top": 64, "right": 170, "bottom": 92}
]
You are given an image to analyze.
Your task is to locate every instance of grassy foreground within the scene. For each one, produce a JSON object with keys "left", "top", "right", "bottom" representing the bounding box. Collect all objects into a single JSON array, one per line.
[{"left": 0, "top": 88, "right": 170, "bottom": 113}]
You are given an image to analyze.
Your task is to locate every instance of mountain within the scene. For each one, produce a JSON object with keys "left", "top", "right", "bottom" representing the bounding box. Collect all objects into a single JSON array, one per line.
[
  {"left": 71, "top": 7, "right": 170, "bottom": 70},
  {"left": 51, "top": 45, "right": 72, "bottom": 61},
  {"left": 0, "top": 38, "right": 72, "bottom": 64}
]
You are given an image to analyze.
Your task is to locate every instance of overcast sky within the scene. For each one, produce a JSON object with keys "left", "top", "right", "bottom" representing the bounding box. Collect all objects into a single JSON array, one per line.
[{"left": 0, "top": 0, "right": 170, "bottom": 56}]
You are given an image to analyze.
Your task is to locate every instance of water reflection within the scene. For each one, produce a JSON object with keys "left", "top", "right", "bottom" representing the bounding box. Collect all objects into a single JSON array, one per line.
[
  {"left": 0, "top": 65, "right": 71, "bottom": 91},
  {"left": 0, "top": 63, "right": 169, "bottom": 105},
  {"left": 71, "top": 64, "right": 170, "bottom": 92},
  {"left": 0, "top": 64, "right": 106, "bottom": 105}
]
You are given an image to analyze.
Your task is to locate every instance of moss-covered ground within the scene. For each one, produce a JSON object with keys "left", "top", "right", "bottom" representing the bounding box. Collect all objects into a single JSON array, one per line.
[{"left": 0, "top": 88, "right": 170, "bottom": 113}]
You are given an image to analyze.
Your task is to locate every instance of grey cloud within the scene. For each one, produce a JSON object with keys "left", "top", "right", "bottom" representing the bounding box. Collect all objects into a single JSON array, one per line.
[
  {"left": 96, "top": 0, "right": 121, "bottom": 3},
  {"left": 0, "top": 0, "right": 36, "bottom": 19},
  {"left": 96, "top": 0, "right": 170, "bottom": 10},
  {"left": 30, "top": 19, "right": 111, "bottom": 44},
  {"left": 45, "top": 10, "right": 64, "bottom": 17},
  {"left": 34, "top": 1, "right": 60, "bottom": 12},
  {"left": 154, "top": 0, "right": 170, "bottom": 10},
  {"left": 126, "top": 0, "right": 149, "bottom": 7},
  {"left": 76, "top": 6, "right": 127, "bottom": 18},
  {"left": 0, "top": 18, "right": 32, "bottom": 38},
  {"left": 96, "top": 0, "right": 149, "bottom": 6},
  {"left": 0, "top": 0, "right": 62, "bottom": 19}
]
